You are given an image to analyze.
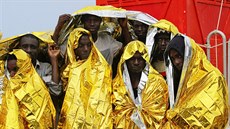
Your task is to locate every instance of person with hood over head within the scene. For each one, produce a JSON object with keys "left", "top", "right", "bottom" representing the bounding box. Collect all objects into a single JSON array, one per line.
[
  {"left": 112, "top": 40, "right": 168, "bottom": 129},
  {"left": 0, "top": 49, "right": 56, "bottom": 128},
  {"left": 0, "top": 32, "right": 62, "bottom": 125},
  {"left": 163, "top": 34, "right": 228, "bottom": 128},
  {"left": 58, "top": 28, "right": 112, "bottom": 128},
  {"left": 147, "top": 19, "right": 179, "bottom": 79}
]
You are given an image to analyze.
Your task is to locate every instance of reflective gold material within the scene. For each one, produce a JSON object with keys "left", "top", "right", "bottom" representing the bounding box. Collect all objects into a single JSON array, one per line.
[
  {"left": 0, "top": 32, "right": 2, "bottom": 40},
  {"left": 112, "top": 40, "right": 168, "bottom": 129},
  {"left": 163, "top": 35, "right": 229, "bottom": 128},
  {"left": 146, "top": 19, "right": 179, "bottom": 58},
  {"left": 0, "top": 31, "right": 54, "bottom": 57},
  {"left": 58, "top": 28, "right": 113, "bottom": 128},
  {"left": 100, "top": 17, "right": 122, "bottom": 39},
  {"left": 73, "top": 5, "right": 126, "bottom": 17},
  {"left": 152, "top": 19, "right": 179, "bottom": 35},
  {"left": 0, "top": 49, "right": 55, "bottom": 128},
  {"left": 57, "top": 5, "right": 126, "bottom": 47}
]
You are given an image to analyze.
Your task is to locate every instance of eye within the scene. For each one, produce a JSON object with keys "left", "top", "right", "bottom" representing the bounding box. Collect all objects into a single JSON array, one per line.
[
  {"left": 138, "top": 57, "right": 145, "bottom": 62},
  {"left": 158, "top": 38, "right": 163, "bottom": 42},
  {"left": 21, "top": 44, "right": 27, "bottom": 48},
  {"left": 31, "top": 45, "right": 37, "bottom": 49},
  {"left": 176, "top": 55, "right": 182, "bottom": 59},
  {"left": 78, "top": 44, "right": 83, "bottom": 48},
  {"left": 13, "top": 66, "right": 19, "bottom": 72},
  {"left": 87, "top": 43, "right": 92, "bottom": 47},
  {"left": 84, "top": 19, "right": 90, "bottom": 23}
]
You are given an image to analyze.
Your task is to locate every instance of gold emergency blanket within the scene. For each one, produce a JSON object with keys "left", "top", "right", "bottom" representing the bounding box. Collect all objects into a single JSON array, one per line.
[
  {"left": 152, "top": 19, "right": 179, "bottom": 35},
  {"left": 0, "top": 31, "right": 54, "bottom": 57},
  {"left": 112, "top": 41, "right": 168, "bottom": 129},
  {"left": 0, "top": 49, "right": 56, "bottom": 128},
  {"left": 73, "top": 5, "right": 126, "bottom": 17},
  {"left": 146, "top": 19, "right": 179, "bottom": 58},
  {"left": 58, "top": 28, "right": 113, "bottom": 128},
  {"left": 0, "top": 32, "right": 2, "bottom": 40},
  {"left": 54, "top": 5, "right": 125, "bottom": 65},
  {"left": 163, "top": 35, "right": 229, "bottom": 128}
]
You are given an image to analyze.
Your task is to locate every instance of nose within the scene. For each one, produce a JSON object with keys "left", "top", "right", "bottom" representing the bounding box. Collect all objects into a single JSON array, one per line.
[
  {"left": 161, "top": 39, "right": 169, "bottom": 46},
  {"left": 133, "top": 59, "right": 139, "bottom": 65},
  {"left": 83, "top": 45, "right": 89, "bottom": 52},
  {"left": 174, "top": 58, "right": 181, "bottom": 65},
  {"left": 25, "top": 46, "right": 31, "bottom": 53},
  {"left": 137, "top": 26, "right": 142, "bottom": 31},
  {"left": 89, "top": 20, "right": 95, "bottom": 26}
]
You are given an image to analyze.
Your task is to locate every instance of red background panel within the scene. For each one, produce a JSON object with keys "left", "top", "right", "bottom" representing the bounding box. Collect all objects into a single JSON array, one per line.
[{"left": 97, "top": 0, "right": 230, "bottom": 73}]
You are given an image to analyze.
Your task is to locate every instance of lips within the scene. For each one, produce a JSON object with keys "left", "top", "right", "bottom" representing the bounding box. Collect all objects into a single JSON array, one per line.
[
  {"left": 136, "top": 32, "right": 144, "bottom": 36},
  {"left": 130, "top": 66, "right": 142, "bottom": 72},
  {"left": 89, "top": 28, "right": 97, "bottom": 32},
  {"left": 161, "top": 47, "right": 166, "bottom": 51},
  {"left": 81, "top": 53, "right": 90, "bottom": 57}
]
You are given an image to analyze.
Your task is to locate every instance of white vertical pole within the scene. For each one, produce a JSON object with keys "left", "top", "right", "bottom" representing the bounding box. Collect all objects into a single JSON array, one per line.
[{"left": 206, "top": 29, "right": 226, "bottom": 78}]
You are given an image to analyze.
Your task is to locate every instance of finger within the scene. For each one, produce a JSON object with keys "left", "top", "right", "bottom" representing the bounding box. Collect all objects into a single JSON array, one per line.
[{"left": 50, "top": 43, "right": 59, "bottom": 50}]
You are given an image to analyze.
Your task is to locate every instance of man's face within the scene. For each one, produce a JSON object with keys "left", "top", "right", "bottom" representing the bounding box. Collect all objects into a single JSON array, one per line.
[
  {"left": 126, "top": 52, "right": 146, "bottom": 73},
  {"left": 132, "top": 21, "right": 148, "bottom": 40},
  {"left": 74, "top": 35, "right": 92, "bottom": 60},
  {"left": 169, "top": 49, "right": 184, "bottom": 71},
  {"left": 82, "top": 15, "right": 102, "bottom": 35},
  {"left": 19, "top": 37, "right": 39, "bottom": 61},
  {"left": 7, "top": 59, "right": 18, "bottom": 77},
  {"left": 156, "top": 33, "right": 170, "bottom": 54}
]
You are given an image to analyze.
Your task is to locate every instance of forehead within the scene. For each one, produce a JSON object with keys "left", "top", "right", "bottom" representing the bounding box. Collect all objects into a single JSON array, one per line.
[
  {"left": 133, "top": 21, "right": 146, "bottom": 26},
  {"left": 82, "top": 14, "right": 101, "bottom": 20},
  {"left": 156, "top": 33, "right": 170, "bottom": 38},
  {"left": 169, "top": 49, "right": 179, "bottom": 56},
  {"left": 7, "top": 59, "right": 17, "bottom": 66},
  {"left": 79, "top": 35, "right": 91, "bottom": 43},
  {"left": 19, "top": 36, "right": 39, "bottom": 46},
  {"left": 132, "top": 51, "right": 143, "bottom": 58}
]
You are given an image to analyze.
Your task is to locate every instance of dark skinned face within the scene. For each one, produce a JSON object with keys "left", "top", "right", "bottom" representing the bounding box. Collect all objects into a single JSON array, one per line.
[
  {"left": 169, "top": 49, "right": 184, "bottom": 71},
  {"left": 74, "top": 35, "right": 92, "bottom": 60},
  {"left": 156, "top": 34, "right": 170, "bottom": 54},
  {"left": 132, "top": 21, "right": 148, "bottom": 41},
  {"left": 19, "top": 37, "right": 39, "bottom": 63},
  {"left": 82, "top": 15, "right": 102, "bottom": 35},
  {"left": 126, "top": 52, "right": 146, "bottom": 73}
]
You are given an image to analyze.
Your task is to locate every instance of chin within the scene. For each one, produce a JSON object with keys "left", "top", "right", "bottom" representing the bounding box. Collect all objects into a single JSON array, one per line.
[
  {"left": 90, "top": 29, "right": 97, "bottom": 33},
  {"left": 132, "top": 70, "right": 142, "bottom": 73}
]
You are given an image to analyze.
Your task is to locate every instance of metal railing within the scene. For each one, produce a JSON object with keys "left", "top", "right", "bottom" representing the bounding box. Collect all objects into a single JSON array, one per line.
[
  {"left": 228, "top": 38, "right": 230, "bottom": 87},
  {"left": 206, "top": 30, "right": 229, "bottom": 111},
  {"left": 206, "top": 29, "right": 227, "bottom": 78}
]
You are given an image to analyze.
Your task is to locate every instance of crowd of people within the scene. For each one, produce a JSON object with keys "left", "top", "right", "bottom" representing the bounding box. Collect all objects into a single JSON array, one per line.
[{"left": 0, "top": 5, "right": 228, "bottom": 129}]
